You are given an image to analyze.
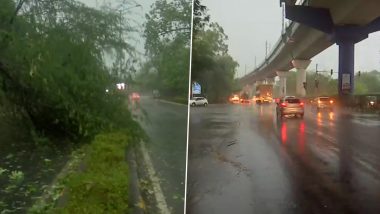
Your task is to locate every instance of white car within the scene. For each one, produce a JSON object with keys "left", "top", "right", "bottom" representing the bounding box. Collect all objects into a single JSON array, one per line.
[{"left": 190, "top": 97, "right": 208, "bottom": 107}]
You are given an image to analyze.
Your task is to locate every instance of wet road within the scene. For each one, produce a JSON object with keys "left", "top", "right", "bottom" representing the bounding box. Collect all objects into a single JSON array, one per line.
[
  {"left": 186, "top": 103, "right": 380, "bottom": 214},
  {"left": 137, "top": 97, "right": 187, "bottom": 214}
]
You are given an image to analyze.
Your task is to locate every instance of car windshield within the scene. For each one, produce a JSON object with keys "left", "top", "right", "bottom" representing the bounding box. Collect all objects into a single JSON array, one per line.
[
  {"left": 320, "top": 97, "right": 329, "bottom": 101},
  {"left": 286, "top": 98, "right": 301, "bottom": 103}
]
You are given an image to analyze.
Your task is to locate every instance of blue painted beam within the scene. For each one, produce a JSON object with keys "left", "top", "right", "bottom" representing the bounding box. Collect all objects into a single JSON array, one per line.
[
  {"left": 334, "top": 25, "right": 368, "bottom": 44},
  {"left": 285, "top": 5, "right": 334, "bottom": 34},
  {"left": 366, "top": 17, "right": 380, "bottom": 34}
]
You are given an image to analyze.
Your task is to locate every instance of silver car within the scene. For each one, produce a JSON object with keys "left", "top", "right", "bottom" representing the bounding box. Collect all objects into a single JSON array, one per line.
[
  {"left": 276, "top": 96, "right": 304, "bottom": 118},
  {"left": 190, "top": 97, "right": 208, "bottom": 107}
]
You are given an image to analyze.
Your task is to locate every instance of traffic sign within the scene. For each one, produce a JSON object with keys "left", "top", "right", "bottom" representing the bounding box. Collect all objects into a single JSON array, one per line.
[
  {"left": 342, "top": 74, "right": 351, "bottom": 90},
  {"left": 192, "top": 82, "right": 201, "bottom": 95}
]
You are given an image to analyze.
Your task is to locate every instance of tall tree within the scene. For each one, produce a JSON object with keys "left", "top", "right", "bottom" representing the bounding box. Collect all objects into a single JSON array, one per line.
[
  {"left": 142, "top": 0, "right": 192, "bottom": 97},
  {"left": 0, "top": 0, "right": 141, "bottom": 138},
  {"left": 191, "top": 0, "right": 239, "bottom": 103}
]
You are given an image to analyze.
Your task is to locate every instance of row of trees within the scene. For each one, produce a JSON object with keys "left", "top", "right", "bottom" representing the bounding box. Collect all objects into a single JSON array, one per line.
[
  {"left": 274, "top": 70, "right": 380, "bottom": 97},
  {"left": 135, "top": 0, "right": 192, "bottom": 99},
  {"left": 0, "top": 0, "right": 142, "bottom": 140},
  {"left": 191, "top": 0, "right": 239, "bottom": 103}
]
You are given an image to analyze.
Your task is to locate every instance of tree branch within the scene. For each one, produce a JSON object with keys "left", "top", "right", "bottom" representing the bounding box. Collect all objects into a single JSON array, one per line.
[
  {"left": 10, "top": 0, "right": 27, "bottom": 24},
  {"left": 158, "top": 27, "right": 191, "bottom": 36}
]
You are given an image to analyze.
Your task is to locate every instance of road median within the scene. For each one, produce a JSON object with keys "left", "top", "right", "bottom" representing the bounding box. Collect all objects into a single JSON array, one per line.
[{"left": 28, "top": 131, "right": 140, "bottom": 213}]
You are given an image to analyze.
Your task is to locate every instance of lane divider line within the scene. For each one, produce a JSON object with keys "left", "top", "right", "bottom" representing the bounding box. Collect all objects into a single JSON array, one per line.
[
  {"left": 140, "top": 141, "right": 171, "bottom": 214},
  {"left": 158, "top": 99, "right": 187, "bottom": 106}
]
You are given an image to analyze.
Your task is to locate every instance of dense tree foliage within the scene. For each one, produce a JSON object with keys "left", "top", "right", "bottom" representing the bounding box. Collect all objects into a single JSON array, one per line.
[
  {"left": 191, "top": 0, "right": 239, "bottom": 103},
  {"left": 354, "top": 70, "right": 380, "bottom": 94},
  {"left": 0, "top": 0, "right": 142, "bottom": 139},
  {"left": 137, "top": 0, "right": 192, "bottom": 98},
  {"left": 192, "top": 0, "right": 210, "bottom": 35}
]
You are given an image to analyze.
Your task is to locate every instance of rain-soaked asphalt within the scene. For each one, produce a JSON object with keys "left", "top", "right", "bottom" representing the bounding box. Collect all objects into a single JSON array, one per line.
[
  {"left": 186, "top": 103, "right": 380, "bottom": 214},
  {"left": 137, "top": 96, "right": 187, "bottom": 214}
]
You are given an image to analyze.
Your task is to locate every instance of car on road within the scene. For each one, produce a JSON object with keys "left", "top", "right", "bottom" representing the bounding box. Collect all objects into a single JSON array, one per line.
[
  {"left": 366, "top": 96, "right": 377, "bottom": 109},
  {"left": 229, "top": 94, "right": 240, "bottom": 104},
  {"left": 240, "top": 99, "right": 251, "bottom": 104},
  {"left": 314, "top": 96, "right": 333, "bottom": 111},
  {"left": 131, "top": 92, "right": 140, "bottom": 102},
  {"left": 276, "top": 96, "right": 304, "bottom": 118},
  {"left": 239, "top": 92, "right": 251, "bottom": 104},
  {"left": 190, "top": 97, "right": 208, "bottom": 107},
  {"left": 153, "top": 89, "right": 160, "bottom": 99}
]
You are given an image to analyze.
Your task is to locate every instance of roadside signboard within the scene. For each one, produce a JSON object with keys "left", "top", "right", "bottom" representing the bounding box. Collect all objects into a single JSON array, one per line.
[
  {"left": 342, "top": 74, "right": 351, "bottom": 91},
  {"left": 192, "top": 82, "right": 201, "bottom": 95}
]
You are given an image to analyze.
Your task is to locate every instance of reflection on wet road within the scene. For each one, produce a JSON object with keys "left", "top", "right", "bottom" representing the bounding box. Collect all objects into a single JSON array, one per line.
[
  {"left": 186, "top": 104, "right": 380, "bottom": 214},
  {"left": 137, "top": 97, "right": 187, "bottom": 214}
]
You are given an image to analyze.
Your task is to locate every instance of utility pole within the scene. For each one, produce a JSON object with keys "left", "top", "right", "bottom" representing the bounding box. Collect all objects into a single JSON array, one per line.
[
  {"left": 245, "top": 64, "right": 247, "bottom": 76},
  {"left": 281, "top": 2, "right": 285, "bottom": 34},
  {"left": 265, "top": 41, "right": 268, "bottom": 59},
  {"left": 254, "top": 56, "right": 257, "bottom": 69}
]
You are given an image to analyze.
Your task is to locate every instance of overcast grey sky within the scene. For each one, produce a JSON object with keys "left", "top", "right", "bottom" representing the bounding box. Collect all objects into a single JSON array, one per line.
[
  {"left": 202, "top": 0, "right": 380, "bottom": 78},
  {"left": 79, "top": 0, "right": 155, "bottom": 55}
]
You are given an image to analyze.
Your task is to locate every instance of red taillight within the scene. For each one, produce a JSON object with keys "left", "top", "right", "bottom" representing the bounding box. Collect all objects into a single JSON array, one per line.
[
  {"left": 300, "top": 102, "right": 304, "bottom": 107},
  {"left": 280, "top": 102, "right": 287, "bottom": 107},
  {"left": 330, "top": 100, "right": 333, "bottom": 104}
]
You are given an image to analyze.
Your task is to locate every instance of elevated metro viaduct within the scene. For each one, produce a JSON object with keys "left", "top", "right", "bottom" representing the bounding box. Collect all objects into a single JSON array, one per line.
[{"left": 240, "top": 0, "right": 380, "bottom": 102}]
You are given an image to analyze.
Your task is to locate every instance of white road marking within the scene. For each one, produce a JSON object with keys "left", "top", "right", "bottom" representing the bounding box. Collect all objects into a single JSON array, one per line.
[
  {"left": 158, "top": 99, "right": 187, "bottom": 106},
  {"left": 140, "top": 141, "right": 171, "bottom": 214}
]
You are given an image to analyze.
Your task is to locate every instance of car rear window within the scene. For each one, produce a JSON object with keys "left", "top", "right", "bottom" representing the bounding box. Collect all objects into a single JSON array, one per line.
[
  {"left": 320, "top": 97, "right": 329, "bottom": 101},
  {"left": 285, "top": 98, "right": 300, "bottom": 103}
]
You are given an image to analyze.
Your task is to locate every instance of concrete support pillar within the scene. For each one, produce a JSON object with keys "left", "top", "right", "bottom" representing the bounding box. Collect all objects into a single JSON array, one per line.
[
  {"left": 265, "top": 77, "right": 274, "bottom": 85},
  {"left": 255, "top": 80, "right": 264, "bottom": 85},
  {"left": 292, "top": 59, "right": 311, "bottom": 97},
  {"left": 276, "top": 71, "right": 289, "bottom": 97}
]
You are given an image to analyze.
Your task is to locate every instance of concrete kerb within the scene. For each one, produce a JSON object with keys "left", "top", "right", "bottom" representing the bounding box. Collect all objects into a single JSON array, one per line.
[
  {"left": 127, "top": 148, "right": 145, "bottom": 214},
  {"left": 132, "top": 141, "right": 171, "bottom": 214}
]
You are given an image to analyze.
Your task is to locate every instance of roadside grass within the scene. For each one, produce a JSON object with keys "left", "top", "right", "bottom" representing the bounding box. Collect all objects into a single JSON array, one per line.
[{"left": 29, "top": 131, "right": 135, "bottom": 213}]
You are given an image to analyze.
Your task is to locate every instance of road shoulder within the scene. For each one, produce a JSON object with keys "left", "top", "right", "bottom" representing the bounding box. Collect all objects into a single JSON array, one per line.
[
  {"left": 158, "top": 99, "right": 188, "bottom": 106},
  {"left": 133, "top": 141, "right": 171, "bottom": 214}
]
